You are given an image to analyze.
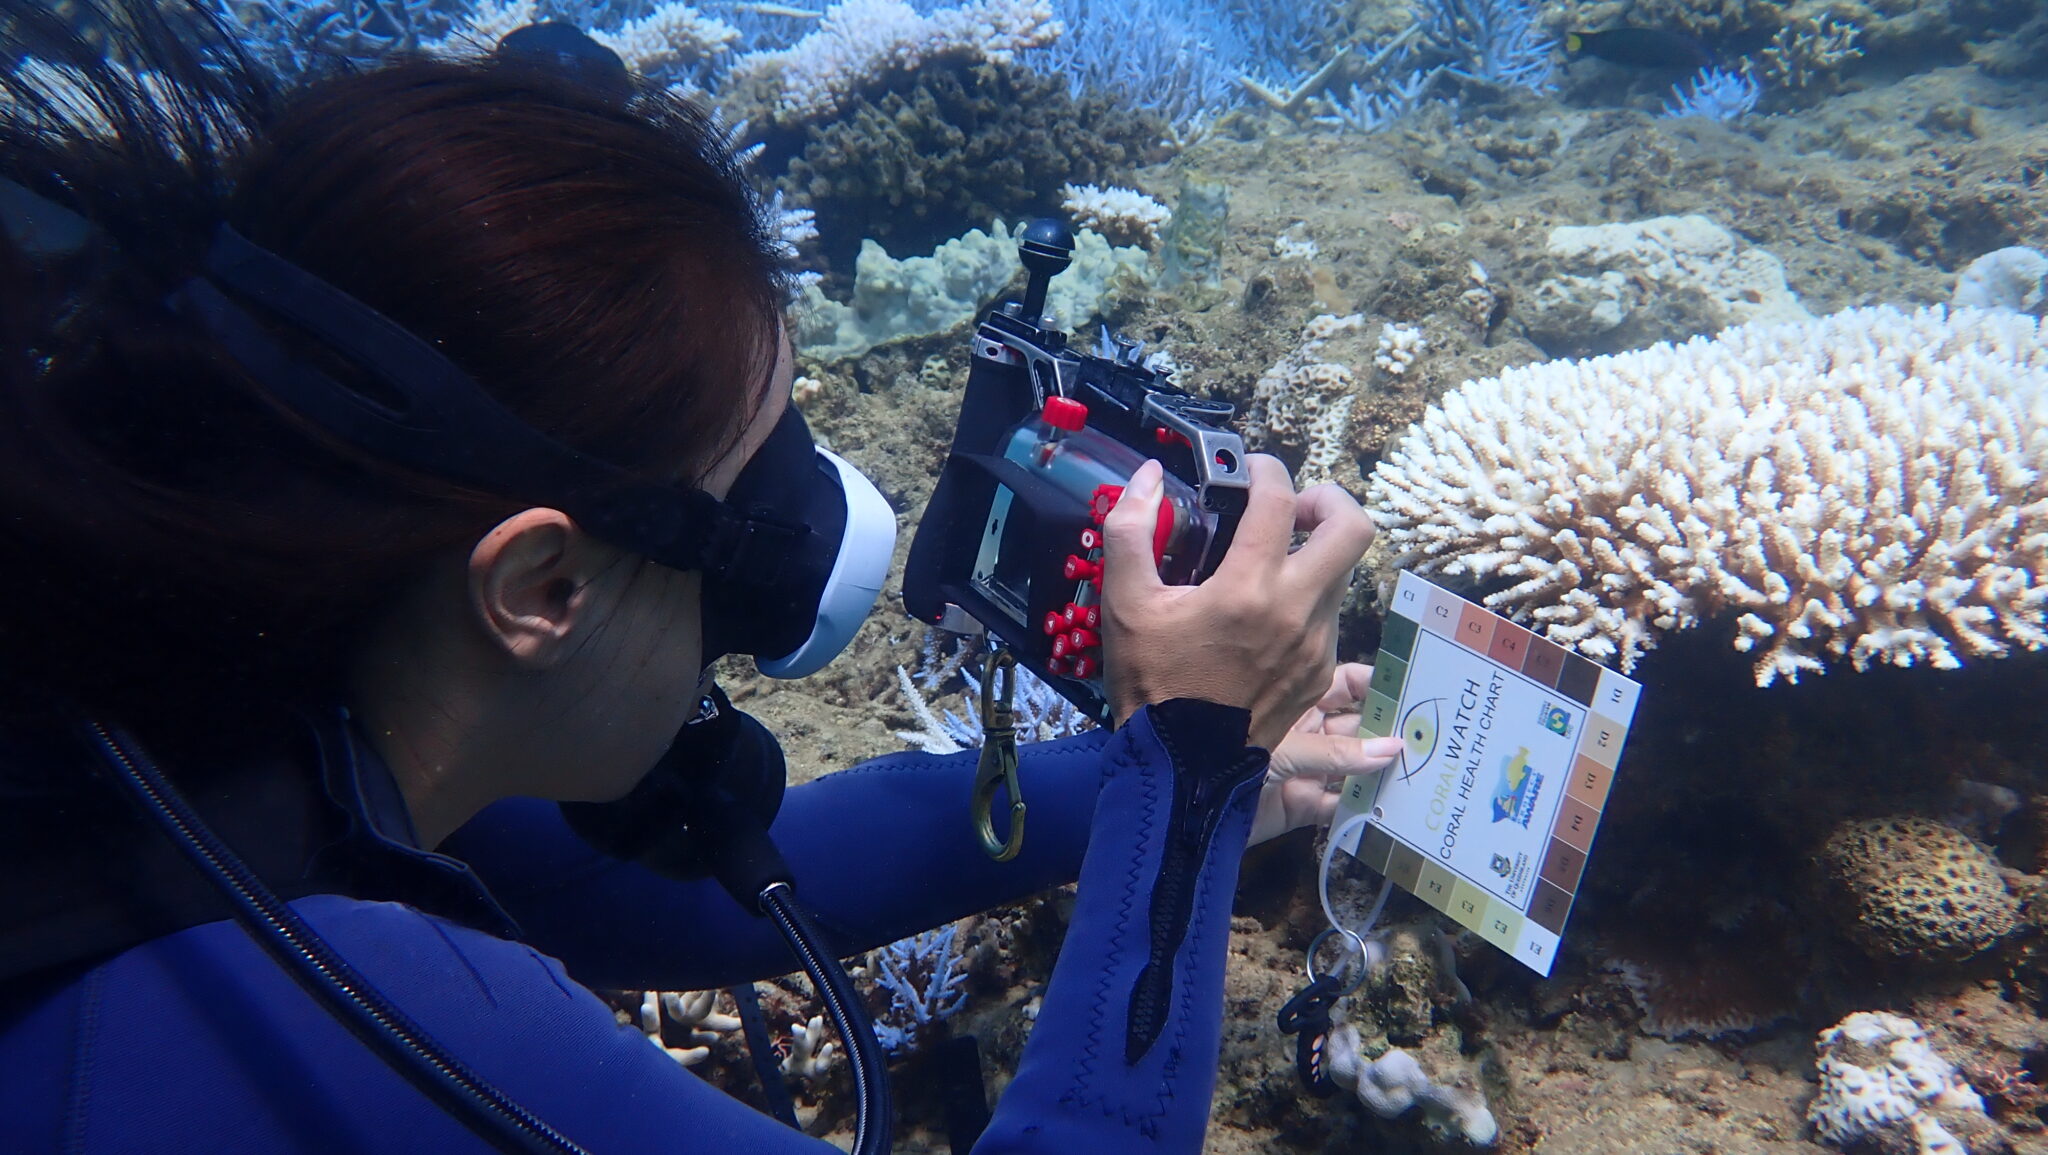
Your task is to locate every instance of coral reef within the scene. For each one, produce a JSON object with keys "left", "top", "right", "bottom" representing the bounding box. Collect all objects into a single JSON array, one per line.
[
  {"left": 776, "top": 62, "right": 1165, "bottom": 268},
  {"left": 1366, "top": 305, "right": 2048, "bottom": 685},
  {"left": 1057, "top": 182, "right": 1170, "bottom": 247},
  {"left": 1810, "top": 1011, "right": 1991, "bottom": 1154},
  {"left": 1755, "top": 16, "right": 1867, "bottom": 90},
  {"left": 893, "top": 631, "right": 1094, "bottom": 753},
  {"left": 868, "top": 923, "right": 971, "bottom": 1053},
  {"left": 1523, "top": 213, "right": 1810, "bottom": 357},
  {"left": 589, "top": 2, "right": 739, "bottom": 76},
  {"left": 1660, "top": 66, "right": 1762, "bottom": 122},
  {"left": 1324, "top": 1020, "right": 1500, "bottom": 1146},
  {"left": 1953, "top": 246, "right": 2048, "bottom": 318},
  {"left": 779, "top": 1014, "right": 839, "bottom": 1082},
  {"left": 723, "top": 0, "right": 1061, "bottom": 125},
  {"left": 630, "top": 988, "right": 742, "bottom": 1067},
  {"left": 793, "top": 220, "right": 1148, "bottom": 361},
  {"left": 1373, "top": 322, "right": 1427, "bottom": 376},
  {"left": 1024, "top": 0, "right": 1348, "bottom": 131},
  {"left": 1243, "top": 313, "right": 1369, "bottom": 489},
  {"left": 1419, "top": 0, "right": 1555, "bottom": 94},
  {"left": 1817, "top": 816, "right": 2020, "bottom": 963}
]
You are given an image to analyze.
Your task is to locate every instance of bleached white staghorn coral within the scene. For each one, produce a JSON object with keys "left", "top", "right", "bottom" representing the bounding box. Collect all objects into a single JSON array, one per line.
[
  {"left": 591, "top": 3, "right": 741, "bottom": 75},
  {"left": 780, "top": 1015, "right": 838, "bottom": 1082},
  {"left": 1374, "top": 322, "right": 1427, "bottom": 375},
  {"left": 420, "top": 0, "right": 736, "bottom": 71},
  {"left": 1058, "top": 183, "right": 1171, "bottom": 247},
  {"left": 727, "top": 0, "right": 1062, "bottom": 123},
  {"left": 1367, "top": 305, "right": 2048, "bottom": 686},
  {"left": 420, "top": 0, "right": 538, "bottom": 57},
  {"left": 635, "top": 989, "right": 742, "bottom": 1067},
  {"left": 1244, "top": 314, "right": 1365, "bottom": 488}
]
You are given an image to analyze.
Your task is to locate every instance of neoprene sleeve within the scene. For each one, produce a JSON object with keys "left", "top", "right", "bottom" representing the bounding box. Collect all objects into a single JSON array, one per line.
[
  {"left": 443, "top": 725, "right": 1116, "bottom": 991},
  {"left": 0, "top": 702, "right": 1269, "bottom": 1154},
  {"left": 974, "top": 699, "right": 1268, "bottom": 1154}
]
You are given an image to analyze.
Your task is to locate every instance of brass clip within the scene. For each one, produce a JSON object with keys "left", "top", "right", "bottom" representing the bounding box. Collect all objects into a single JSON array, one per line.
[{"left": 971, "top": 648, "right": 1025, "bottom": 861}]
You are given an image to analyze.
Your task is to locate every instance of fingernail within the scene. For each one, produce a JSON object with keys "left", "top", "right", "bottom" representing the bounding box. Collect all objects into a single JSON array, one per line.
[{"left": 1132, "top": 459, "right": 1163, "bottom": 498}]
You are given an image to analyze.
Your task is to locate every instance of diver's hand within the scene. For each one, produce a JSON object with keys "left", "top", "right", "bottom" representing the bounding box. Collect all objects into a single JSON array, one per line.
[
  {"left": 1099, "top": 454, "right": 1375, "bottom": 753},
  {"left": 1249, "top": 662, "right": 1407, "bottom": 846}
]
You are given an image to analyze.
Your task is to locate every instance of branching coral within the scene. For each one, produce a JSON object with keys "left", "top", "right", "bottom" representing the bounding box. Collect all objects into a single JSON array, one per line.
[
  {"left": 1366, "top": 305, "right": 2048, "bottom": 686},
  {"left": 634, "top": 988, "right": 742, "bottom": 1067},
  {"left": 1659, "top": 66, "right": 1761, "bottom": 122},
  {"left": 869, "top": 923, "right": 971, "bottom": 1053},
  {"left": 894, "top": 631, "right": 1094, "bottom": 752},
  {"left": 1058, "top": 183, "right": 1170, "bottom": 247},
  {"left": 1756, "top": 16, "right": 1864, "bottom": 90},
  {"left": 725, "top": 0, "right": 1061, "bottom": 124}
]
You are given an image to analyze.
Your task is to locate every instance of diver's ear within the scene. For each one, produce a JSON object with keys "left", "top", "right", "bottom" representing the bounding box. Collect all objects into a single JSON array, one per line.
[{"left": 467, "top": 508, "right": 620, "bottom": 666}]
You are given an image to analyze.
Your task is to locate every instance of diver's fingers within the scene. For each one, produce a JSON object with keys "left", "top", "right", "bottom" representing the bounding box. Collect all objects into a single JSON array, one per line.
[
  {"left": 1211, "top": 455, "right": 1299, "bottom": 582},
  {"left": 1317, "top": 662, "right": 1375, "bottom": 713}
]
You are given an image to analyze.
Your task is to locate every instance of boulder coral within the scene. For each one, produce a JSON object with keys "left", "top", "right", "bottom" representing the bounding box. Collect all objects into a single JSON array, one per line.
[{"left": 1817, "top": 816, "right": 2019, "bottom": 963}]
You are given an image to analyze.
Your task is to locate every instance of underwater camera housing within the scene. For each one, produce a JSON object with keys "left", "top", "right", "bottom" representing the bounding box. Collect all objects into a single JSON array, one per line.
[{"left": 903, "top": 218, "right": 1252, "bottom": 723}]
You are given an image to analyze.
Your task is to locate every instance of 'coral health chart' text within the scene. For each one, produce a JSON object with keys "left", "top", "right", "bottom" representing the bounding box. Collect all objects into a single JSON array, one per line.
[{"left": 1336, "top": 572, "right": 1642, "bottom": 976}]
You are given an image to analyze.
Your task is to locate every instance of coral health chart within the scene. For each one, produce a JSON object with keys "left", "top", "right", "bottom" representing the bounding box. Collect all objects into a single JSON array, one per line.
[{"left": 1336, "top": 572, "right": 1641, "bottom": 977}]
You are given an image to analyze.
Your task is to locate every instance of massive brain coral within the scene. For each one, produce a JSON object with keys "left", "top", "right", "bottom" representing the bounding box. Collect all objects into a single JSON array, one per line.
[
  {"left": 1365, "top": 305, "right": 2048, "bottom": 685},
  {"left": 1817, "top": 817, "right": 2019, "bottom": 962}
]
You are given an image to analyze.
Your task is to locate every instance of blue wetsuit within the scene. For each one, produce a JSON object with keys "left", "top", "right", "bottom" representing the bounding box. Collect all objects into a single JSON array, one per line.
[{"left": 0, "top": 699, "right": 1268, "bottom": 1153}]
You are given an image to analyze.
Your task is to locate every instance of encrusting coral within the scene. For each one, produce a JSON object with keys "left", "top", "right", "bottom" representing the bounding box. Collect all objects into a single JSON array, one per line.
[
  {"left": 1810, "top": 1011, "right": 1989, "bottom": 1155},
  {"left": 1817, "top": 816, "right": 2019, "bottom": 963},
  {"left": 1243, "top": 313, "right": 1369, "bottom": 489},
  {"left": 1367, "top": 305, "right": 2048, "bottom": 686}
]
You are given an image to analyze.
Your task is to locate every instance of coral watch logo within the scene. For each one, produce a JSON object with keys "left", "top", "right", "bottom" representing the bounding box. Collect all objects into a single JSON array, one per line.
[
  {"left": 1393, "top": 697, "right": 1445, "bottom": 783},
  {"left": 1537, "top": 701, "right": 1574, "bottom": 738},
  {"left": 1491, "top": 746, "right": 1544, "bottom": 827}
]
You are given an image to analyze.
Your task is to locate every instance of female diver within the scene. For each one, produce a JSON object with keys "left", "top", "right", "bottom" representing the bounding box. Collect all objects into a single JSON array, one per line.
[{"left": 0, "top": 3, "right": 1404, "bottom": 1151}]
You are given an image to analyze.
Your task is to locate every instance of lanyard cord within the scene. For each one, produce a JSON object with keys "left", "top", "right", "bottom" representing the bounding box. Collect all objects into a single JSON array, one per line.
[{"left": 1318, "top": 811, "right": 1393, "bottom": 964}]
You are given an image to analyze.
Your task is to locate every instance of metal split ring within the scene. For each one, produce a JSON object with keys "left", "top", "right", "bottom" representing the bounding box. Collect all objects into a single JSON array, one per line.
[{"left": 1304, "top": 927, "right": 1370, "bottom": 997}]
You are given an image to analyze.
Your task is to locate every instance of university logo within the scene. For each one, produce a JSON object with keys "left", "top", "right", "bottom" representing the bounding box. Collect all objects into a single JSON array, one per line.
[
  {"left": 1489, "top": 854, "right": 1512, "bottom": 878},
  {"left": 1537, "top": 701, "right": 1573, "bottom": 738},
  {"left": 1491, "top": 746, "right": 1543, "bottom": 827}
]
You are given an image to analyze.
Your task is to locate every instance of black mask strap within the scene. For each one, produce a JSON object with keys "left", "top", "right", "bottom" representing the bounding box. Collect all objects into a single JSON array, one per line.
[{"left": 169, "top": 225, "right": 800, "bottom": 580}]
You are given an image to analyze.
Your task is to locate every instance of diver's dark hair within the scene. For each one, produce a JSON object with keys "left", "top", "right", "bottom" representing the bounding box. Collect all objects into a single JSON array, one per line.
[{"left": 0, "top": 1, "right": 786, "bottom": 744}]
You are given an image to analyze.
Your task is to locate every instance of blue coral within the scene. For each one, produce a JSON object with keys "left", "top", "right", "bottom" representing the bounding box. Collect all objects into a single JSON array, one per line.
[
  {"left": 1315, "top": 68, "right": 1444, "bottom": 134},
  {"left": 1419, "top": 0, "right": 1556, "bottom": 93},
  {"left": 1023, "top": 0, "right": 1253, "bottom": 131},
  {"left": 870, "top": 924, "right": 971, "bottom": 1053},
  {"left": 1660, "top": 66, "right": 1762, "bottom": 122}
]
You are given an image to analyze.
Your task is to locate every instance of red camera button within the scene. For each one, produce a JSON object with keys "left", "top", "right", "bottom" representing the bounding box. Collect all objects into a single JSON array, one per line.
[{"left": 1042, "top": 396, "right": 1088, "bottom": 432}]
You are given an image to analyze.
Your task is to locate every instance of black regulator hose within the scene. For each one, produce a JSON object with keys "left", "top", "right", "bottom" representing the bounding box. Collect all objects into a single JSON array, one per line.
[
  {"left": 80, "top": 718, "right": 590, "bottom": 1155},
  {"left": 562, "top": 685, "right": 895, "bottom": 1155},
  {"left": 760, "top": 882, "right": 894, "bottom": 1155}
]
